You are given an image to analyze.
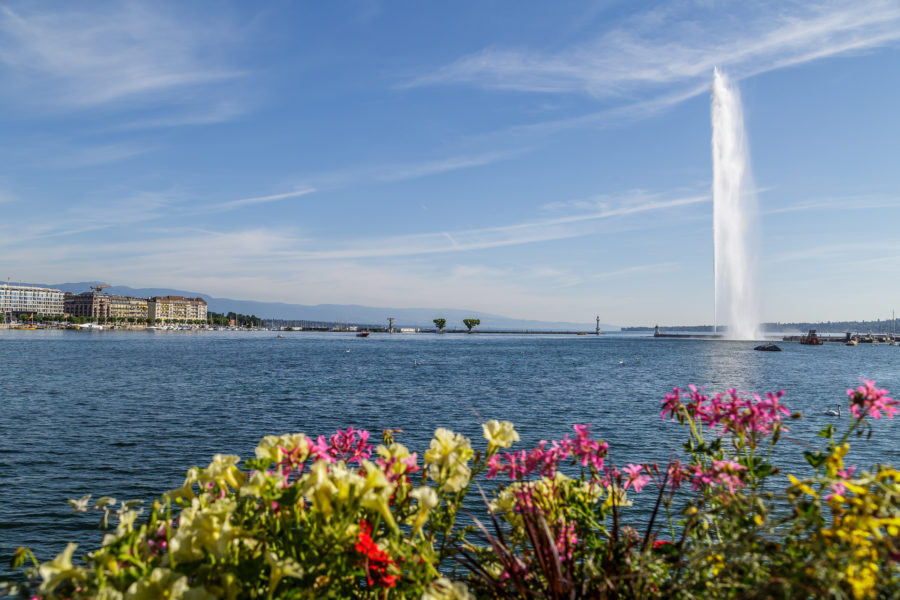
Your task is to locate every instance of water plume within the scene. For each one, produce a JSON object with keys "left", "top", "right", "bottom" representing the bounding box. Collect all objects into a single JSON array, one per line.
[{"left": 712, "top": 68, "right": 760, "bottom": 340}]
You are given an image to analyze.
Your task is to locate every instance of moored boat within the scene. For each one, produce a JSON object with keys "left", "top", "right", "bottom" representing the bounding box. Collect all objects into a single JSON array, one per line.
[{"left": 799, "top": 329, "right": 823, "bottom": 345}]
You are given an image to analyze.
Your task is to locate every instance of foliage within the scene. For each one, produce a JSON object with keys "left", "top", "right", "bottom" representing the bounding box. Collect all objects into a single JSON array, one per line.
[
  {"left": 208, "top": 312, "right": 264, "bottom": 328},
  {"left": 433, "top": 319, "right": 447, "bottom": 332},
  {"left": 462, "top": 319, "right": 480, "bottom": 332},
  {"left": 7, "top": 381, "right": 900, "bottom": 599}
]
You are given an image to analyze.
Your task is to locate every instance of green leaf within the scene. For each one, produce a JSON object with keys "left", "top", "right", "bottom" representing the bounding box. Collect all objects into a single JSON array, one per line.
[
  {"left": 804, "top": 451, "right": 825, "bottom": 469},
  {"left": 817, "top": 425, "right": 835, "bottom": 439}
]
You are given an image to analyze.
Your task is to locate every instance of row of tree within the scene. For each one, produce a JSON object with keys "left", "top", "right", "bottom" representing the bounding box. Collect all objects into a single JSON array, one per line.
[
  {"left": 432, "top": 318, "right": 480, "bottom": 332},
  {"left": 207, "top": 311, "right": 265, "bottom": 328}
]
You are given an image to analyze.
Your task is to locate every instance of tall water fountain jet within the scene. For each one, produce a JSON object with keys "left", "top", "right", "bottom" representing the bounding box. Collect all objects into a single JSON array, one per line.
[{"left": 712, "top": 68, "right": 760, "bottom": 340}]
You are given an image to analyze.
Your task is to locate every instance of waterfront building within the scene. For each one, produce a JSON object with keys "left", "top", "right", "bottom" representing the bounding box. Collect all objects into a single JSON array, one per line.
[
  {"left": 109, "top": 295, "right": 149, "bottom": 320},
  {"left": 64, "top": 292, "right": 149, "bottom": 320},
  {"left": 1, "top": 283, "right": 65, "bottom": 318},
  {"left": 148, "top": 296, "right": 208, "bottom": 322},
  {"left": 65, "top": 292, "right": 110, "bottom": 319}
]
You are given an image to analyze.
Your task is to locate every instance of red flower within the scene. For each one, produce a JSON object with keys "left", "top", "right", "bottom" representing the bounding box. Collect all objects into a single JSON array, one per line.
[{"left": 355, "top": 520, "right": 398, "bottom": 588}]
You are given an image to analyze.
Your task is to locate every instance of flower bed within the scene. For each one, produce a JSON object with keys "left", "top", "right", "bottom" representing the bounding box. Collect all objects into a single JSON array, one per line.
[{"left": 6, "top": 380, "right": 899, "bottom": 599}]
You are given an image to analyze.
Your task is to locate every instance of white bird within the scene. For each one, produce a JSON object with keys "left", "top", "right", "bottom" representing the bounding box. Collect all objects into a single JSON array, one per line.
[
  {"left": 823, "top": 405, "right": 842, "bottom": 417},
  {"left": 618, "top": 359, "right": 625, "bottom": 365}
]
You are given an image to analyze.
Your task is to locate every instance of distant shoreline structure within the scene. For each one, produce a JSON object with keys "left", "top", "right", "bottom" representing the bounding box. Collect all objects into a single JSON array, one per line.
[{"left": 625, "top": 317, "right": 899, "bottom": 335}]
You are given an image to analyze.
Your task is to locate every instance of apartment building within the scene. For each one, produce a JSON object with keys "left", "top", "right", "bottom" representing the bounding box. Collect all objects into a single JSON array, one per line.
[
  {"left": 148, "top": 296, "right": 208, "bottom": 322},
  {"left": 109, "top": 295, "right": 149, "bottom": 320},
  {"left": 1, "top": 283, "right": 65, "bottom": 317},
  {"left": 64, "top": 292, "right": 110, "bottom": 319}
]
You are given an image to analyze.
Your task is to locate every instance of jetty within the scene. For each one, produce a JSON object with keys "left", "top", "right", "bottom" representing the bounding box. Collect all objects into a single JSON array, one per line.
[
  {"left": 780, "top": 331, "right": 898, "bottom": 344},
  {"left": 652, "top": 325, "right": 723, "bottom": 339}
]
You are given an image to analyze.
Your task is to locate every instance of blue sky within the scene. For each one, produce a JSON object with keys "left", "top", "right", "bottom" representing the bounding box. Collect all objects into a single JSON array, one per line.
[{"left": 1, "top": 1, "right": 898, "bottom": 326}]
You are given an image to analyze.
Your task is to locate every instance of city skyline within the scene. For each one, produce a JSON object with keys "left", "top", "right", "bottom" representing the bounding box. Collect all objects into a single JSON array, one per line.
[{"left": 1, "top": 1, "right": 899, "bottom": 326}]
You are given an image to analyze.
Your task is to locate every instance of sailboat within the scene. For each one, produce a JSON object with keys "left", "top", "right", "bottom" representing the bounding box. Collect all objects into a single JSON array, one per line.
[{"left": 891, "top": 310, "right": 898, "bottom": 346}]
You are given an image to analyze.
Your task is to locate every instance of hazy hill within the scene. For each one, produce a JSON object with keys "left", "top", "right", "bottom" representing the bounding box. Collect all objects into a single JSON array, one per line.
[{"left": 48, "top": 282, "right": 615, "bottom": 331}]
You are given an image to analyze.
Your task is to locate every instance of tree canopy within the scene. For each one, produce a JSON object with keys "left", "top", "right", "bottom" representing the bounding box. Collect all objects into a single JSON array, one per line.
[
  {"left": 462, "top": 318, "right": 480, "bottom": 332},
  {"left": 433, "top": 318, "right": 446, "bottom": 332}
]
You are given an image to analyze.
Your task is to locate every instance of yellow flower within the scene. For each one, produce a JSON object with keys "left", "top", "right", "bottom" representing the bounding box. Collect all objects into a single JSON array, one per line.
[
  {"left": 255, "top": 433, "right": 310, "bottom": 464},
  {"left": 603, "top": 485, "right": 632, "bottom": 509},
  {"left": 239, "top": 469, "right": 284, "bottom": 498},
  {"left": 409, "top": 486, "right": 439, "bottom": 535},
  {"left": 300, "top": 460, "right": 339, "bottom": 518},
  {"left": 38, "top": 542, "right": 84, "bottom": 595},
  {"left": 422, "top": 576, "right": 475, "bottom": 600},
  {"left": 359, "top": 460, "right": 398, "bottom": 529},
  {"left": 124, "top": 567, "right": 215, "bottom": 600},
  {"left": 846, "top": 563, "right": 878, "bottom": 599},
  {"left": 825, "top": 443, "right": 849, "bottom": 478},
  {"left": 788, "top": 474, "right": 818, "bottom": 498},
  {"left": 706, "top": 553, "right": 725, "bottom": 576},
  {"left": 266, "top": 551, "right": 305, "bottom": 596},
  {"left": 198, "top": 454, "right": 246, "bottom": 491},
  {"left": 169, "top": 497, "right": 237, "bottom": 562},
  {"left": 166, "top": 468, "right": 200, "bottom": 502},
  {"left": 425, "top": 428, "right": 473, "bottom": 493},
  {"left": 489, "top": 483, "right": 521, "bottom": 514},
  {"left": 96, "top": 588, "right": 124, "bottom": 600},
  {"left": 376, "top": 442, "right": 417, "bottom": 479},
  {"left": 482, "top": 420, "right": 519, "bottom": 455}
]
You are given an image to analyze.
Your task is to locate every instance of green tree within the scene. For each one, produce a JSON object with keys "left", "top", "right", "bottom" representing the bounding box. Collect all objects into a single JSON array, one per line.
[
  {"left": 462, "top": 318, "right": 480, "bottom": 332},
  {"left": 433, "top": 318, "right": 447, "bottom": 332}
]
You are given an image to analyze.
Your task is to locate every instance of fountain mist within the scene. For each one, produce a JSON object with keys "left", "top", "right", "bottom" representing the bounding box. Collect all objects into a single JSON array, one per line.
[{"left": 712, "top": 68, "right": 760, "bottom": 340}]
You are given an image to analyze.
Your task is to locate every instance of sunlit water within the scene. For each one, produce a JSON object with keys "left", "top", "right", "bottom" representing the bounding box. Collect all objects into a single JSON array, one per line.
[
  {"left": 1, "top": 330, "right": 898, "bottom": 578},
  {"left": 712, "top": 68, "right": 760, "bottom": 340}
]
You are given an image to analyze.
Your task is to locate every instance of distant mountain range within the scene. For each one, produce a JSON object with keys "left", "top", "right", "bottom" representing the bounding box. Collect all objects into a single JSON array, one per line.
[{"left": 47, "top": 282, "right": 616, "bottom": 332}]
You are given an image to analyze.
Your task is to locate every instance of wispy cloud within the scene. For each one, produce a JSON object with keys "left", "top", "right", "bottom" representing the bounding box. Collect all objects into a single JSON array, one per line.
[
  {"left": 118, "top": 101, "right": 251, "bottom": 130},
  {"left": 763, "top": 194, "right": 900, "bottom": 215},
  {"left": 297, "top": 149, "right": 526, "bottom": 190},
  {"left": 409, "top": 2, "right": 900, "bottom": 97},
  {"left": 290, "top": 193, "right": 708, "bottom": 260},
  {"left": 376, "top": 150, "right": 526, "bottom": 182},
  {"left": 203, "top": 189, "right": 317, "bottom": 213},
  {"left": 406, "top": 1, "right": 900, "bottom": 124},
  {"left": 767, "top": 241, "right": 900, "bottom": 264},
  {"left": 0, "top": 3, "right": 245, "bottom": 112},
  {"left": 22, "top": 141, "right": 153, "bottom": 169}
]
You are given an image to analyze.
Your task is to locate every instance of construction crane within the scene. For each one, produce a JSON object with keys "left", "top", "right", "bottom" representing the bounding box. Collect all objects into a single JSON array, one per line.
[{"left": 90, "top": 284, "right": 111, "bottom": 293}]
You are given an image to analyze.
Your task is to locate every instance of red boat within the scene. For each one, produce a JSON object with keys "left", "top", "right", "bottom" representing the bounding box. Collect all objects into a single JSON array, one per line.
[
  {"left": 356, "top": 331, "right": 370, "bottom": 337},
  {"left": 799, "top": 329, "right": 823, "bottom": 345}
]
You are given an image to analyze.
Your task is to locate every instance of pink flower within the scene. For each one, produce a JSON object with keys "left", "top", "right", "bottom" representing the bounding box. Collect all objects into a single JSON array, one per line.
[
  {"left": 554, "top": 518, "right": 578, "bottom": 561},
  {"left": 827, "top": 481, "right": 848, "bottom": 499},
  {"left": 309, "top": 435, "right": 333, "bottom": 463},
  {"left": 484, "top": 425, "right": 608, "bottom": 481},
  {"left": 690, "top": 460, "right": 746, "bottom": 494},
  {"left": 375, "top": 451, "right": 420, "bottom": 483},
  {"left": 664, "top": 385, "right": 790, "bottom": 448},
  {"left": 847, "top": 379, "right": 897, "bottom": 420},
  {"left": 623, "top": 463, "right": 650, "bottom": 492},
  {"left": 837, "top": 466, "right": 856, "bottom": 479},
  {"left": 328, "top": 427, "right": 374, "bottom": 463}
]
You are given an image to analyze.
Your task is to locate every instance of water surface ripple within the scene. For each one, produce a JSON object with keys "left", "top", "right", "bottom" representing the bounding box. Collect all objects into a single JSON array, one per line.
[{"left": 1, "top": 330, "right": 898, "bottom": 577}]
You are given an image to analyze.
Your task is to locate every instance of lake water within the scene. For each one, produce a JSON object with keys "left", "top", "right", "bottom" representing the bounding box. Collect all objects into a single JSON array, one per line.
[{"left": 1, "top": 329, "right": 899, "bottom": 579}]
